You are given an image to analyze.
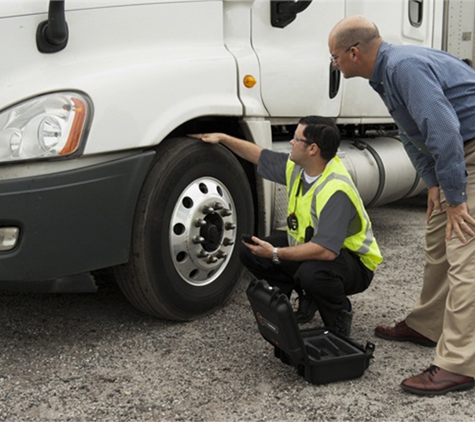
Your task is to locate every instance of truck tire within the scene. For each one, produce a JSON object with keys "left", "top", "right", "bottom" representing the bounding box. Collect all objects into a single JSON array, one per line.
[{"left": 115, "top": 137, "right": 254, "bottom": 320}]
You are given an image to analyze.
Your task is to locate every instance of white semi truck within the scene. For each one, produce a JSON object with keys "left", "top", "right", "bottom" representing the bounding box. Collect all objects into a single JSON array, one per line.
[{"left": 0, "top": 0, "right": 473, "bottom": 320}]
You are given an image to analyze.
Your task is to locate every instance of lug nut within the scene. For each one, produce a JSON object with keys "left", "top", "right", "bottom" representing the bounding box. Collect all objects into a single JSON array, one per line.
[
  {"left": 212, "top": 202, "right": 224, "bottom": 210},
  {"left": 193, "top": 236, "right": 205, "bottom": 244},
  {"left": 194, "top": 218, "right": 207, "bottom": 227},
  {"left": 225, "top": 222, "right": 236, "bottom": 230},
  {"left": 216, "top": 250, "right": 228, "bottom": 259},
  {"left": 207, "top": 256, "right": 218, "bottom": 264},
  {"left": 223, "top": 238, "right": 234, "bottom": 246},
  {"left": 202, "top": 205, "right": 214, "bottom": 214},
  {"left": 197, "top": 249, "right": 209, "bottom": 258},
  {"left": 221, "top": 209, "right": 232, "bottom": 217}
]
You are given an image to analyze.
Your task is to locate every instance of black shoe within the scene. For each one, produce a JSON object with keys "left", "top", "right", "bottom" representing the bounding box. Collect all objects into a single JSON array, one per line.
[
  {"left": 334, "top": 309, "right": 353, "bottom": 338},
  {"left": 294, "top": 294, "right": 318, "bottom": 324}
]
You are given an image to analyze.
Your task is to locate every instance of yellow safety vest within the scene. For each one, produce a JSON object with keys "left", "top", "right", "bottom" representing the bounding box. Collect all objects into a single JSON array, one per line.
[{"left": 285, "top": 157, "right": 383, "bottom": 271}]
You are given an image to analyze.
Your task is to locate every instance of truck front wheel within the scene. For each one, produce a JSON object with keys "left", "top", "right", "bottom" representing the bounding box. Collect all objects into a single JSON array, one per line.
[{"left": 115, "top": 137, "right": 254, "bottom": 320}]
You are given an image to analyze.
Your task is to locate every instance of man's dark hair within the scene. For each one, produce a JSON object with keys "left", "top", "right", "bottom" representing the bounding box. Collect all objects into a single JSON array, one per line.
[{"left": 298, "top": 116, "right": 341, "bottom": 160}]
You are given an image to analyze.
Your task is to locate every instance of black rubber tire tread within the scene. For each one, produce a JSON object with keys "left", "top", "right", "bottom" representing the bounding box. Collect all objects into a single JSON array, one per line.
[{"left": 114, "top": 137, "right": 254, "bottom": 320}]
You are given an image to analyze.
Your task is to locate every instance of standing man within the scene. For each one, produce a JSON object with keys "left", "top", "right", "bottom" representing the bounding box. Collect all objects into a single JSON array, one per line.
[
  {"left": 328, "top": 15, "right": 475, "bottom": 395},
  {"left": 191, "top": 116, "right": 382, "bottom": 337}
]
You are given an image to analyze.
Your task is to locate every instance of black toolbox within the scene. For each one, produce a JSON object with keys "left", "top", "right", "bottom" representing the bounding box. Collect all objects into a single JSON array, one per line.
[{"left": 246, "top": 279, "right": 375, "bottom": 385}]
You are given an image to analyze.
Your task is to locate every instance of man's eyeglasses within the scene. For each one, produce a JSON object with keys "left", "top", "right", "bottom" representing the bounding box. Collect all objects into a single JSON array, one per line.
[
  {"left": 293, "top": 136, "right": 314, "bottom": 145},
  {"left": 330, "top": 42, "right": 360, "bottom": 63}
]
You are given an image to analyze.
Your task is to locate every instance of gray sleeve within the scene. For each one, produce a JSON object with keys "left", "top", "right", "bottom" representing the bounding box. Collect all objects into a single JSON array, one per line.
[
  {"left": 311, "top": 191, "right": 359, "bottom": 255},
  {"left": 257, "top": 149, "right": 288, "bottom": 185}
]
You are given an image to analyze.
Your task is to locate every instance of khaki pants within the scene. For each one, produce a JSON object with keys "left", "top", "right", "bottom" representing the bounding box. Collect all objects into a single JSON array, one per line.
[{"left": 406, "top": 139, "right": 475, "bottom": 377}]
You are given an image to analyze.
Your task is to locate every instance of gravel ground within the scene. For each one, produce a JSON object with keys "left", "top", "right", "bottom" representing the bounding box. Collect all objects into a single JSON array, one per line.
[{"left": 1, "top": 195, "right": 474, "bottom": 421}]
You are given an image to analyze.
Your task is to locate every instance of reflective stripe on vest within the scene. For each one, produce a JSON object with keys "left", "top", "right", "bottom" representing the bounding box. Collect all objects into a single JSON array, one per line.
[{"left": 285, "top": 157, "right": 382, "bottom": 271}]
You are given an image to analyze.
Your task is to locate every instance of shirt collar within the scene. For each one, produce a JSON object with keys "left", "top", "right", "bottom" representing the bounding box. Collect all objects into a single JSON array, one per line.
[{"left": 370, "top": 41, "right": 390, "bottom": 88}]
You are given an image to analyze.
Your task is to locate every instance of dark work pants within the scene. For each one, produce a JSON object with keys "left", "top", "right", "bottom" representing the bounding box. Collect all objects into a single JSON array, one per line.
[{"left": 239, "top": 232, "right": 373, "bottom": 328}]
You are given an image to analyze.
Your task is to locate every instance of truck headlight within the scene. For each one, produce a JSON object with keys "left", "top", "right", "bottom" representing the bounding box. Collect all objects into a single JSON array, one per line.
[{"left": 0, "top": 92, "right": 91, "bottom": 163}]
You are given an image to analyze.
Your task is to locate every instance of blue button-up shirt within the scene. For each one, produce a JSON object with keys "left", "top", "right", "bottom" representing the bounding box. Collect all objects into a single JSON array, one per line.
[{"left": 370, "top": 41, "right": 475, "bottom": 205}]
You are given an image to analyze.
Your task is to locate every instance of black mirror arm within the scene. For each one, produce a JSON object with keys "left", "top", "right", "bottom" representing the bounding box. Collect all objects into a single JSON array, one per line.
[{"left": 36, "top": 0, "right": 69, "bottom": 53}]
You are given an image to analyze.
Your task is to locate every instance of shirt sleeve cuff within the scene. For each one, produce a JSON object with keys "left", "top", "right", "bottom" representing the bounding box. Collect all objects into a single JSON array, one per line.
[{"left": 444, "top": 188, "right": 467, "bottom": 206}]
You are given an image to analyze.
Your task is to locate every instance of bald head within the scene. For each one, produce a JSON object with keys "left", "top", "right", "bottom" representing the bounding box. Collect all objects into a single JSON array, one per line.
[
  {"left": 328, "top": 15, "right": 383, "bottom": 79},
  {"left": 329, "top": 15, "right": 381, "bottom": 51}
]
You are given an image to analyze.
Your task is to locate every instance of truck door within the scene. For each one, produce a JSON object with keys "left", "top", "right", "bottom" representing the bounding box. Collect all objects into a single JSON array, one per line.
[{"left": 250, "top": 0, "right": 344, "bottom": 118}]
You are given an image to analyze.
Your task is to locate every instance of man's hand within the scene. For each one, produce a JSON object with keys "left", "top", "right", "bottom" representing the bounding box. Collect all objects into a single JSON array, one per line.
[
  {"left": 445, "top": 201, "right": 475, "bottom": 243},
  {"left": 188, "top": 133, "right": 226, "bottom": 144},
  {"left": 188, "top": 133, "right": 262, "bottom": 165},
  {"left": 241, "top": 235, "right": 337, "bottom": 261},
  {"left": 241, "top": 235, "right": 273, "bottom": 259},
  {"left": 428, "top": 186, "right": 475, "bottom": 242},
  {"left": 427, "top": 186, "right": 443, "bottom": 223}
]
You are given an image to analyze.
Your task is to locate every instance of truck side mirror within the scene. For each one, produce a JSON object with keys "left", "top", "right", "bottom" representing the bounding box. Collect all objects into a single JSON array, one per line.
[{"left": 271, "top": 0, "right": 313, "bottom": 28}]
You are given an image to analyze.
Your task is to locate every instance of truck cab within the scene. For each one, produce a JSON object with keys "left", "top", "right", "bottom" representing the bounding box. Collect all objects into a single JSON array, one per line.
[{"left": 0, "top": 0, "right": 471, "bottom": 320}]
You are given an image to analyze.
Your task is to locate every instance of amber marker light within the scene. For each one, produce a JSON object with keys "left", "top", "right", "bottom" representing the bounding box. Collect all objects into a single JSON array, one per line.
[
  {"left": 243, "top": 75, "right": 257, "bottom": 88},
  {"left": 60, "top": 97, "right": 88, "bottom": 156}
]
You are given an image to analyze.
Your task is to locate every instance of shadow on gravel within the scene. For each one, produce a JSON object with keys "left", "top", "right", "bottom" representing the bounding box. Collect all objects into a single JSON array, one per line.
[{"left": 0, "top": 272, "right": 180, "bottom": 348}]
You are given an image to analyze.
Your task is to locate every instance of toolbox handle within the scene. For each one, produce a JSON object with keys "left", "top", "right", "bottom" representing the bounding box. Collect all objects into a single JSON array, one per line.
[{"left": 365, "top": 341, "right": 376, "bottom": 357}]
